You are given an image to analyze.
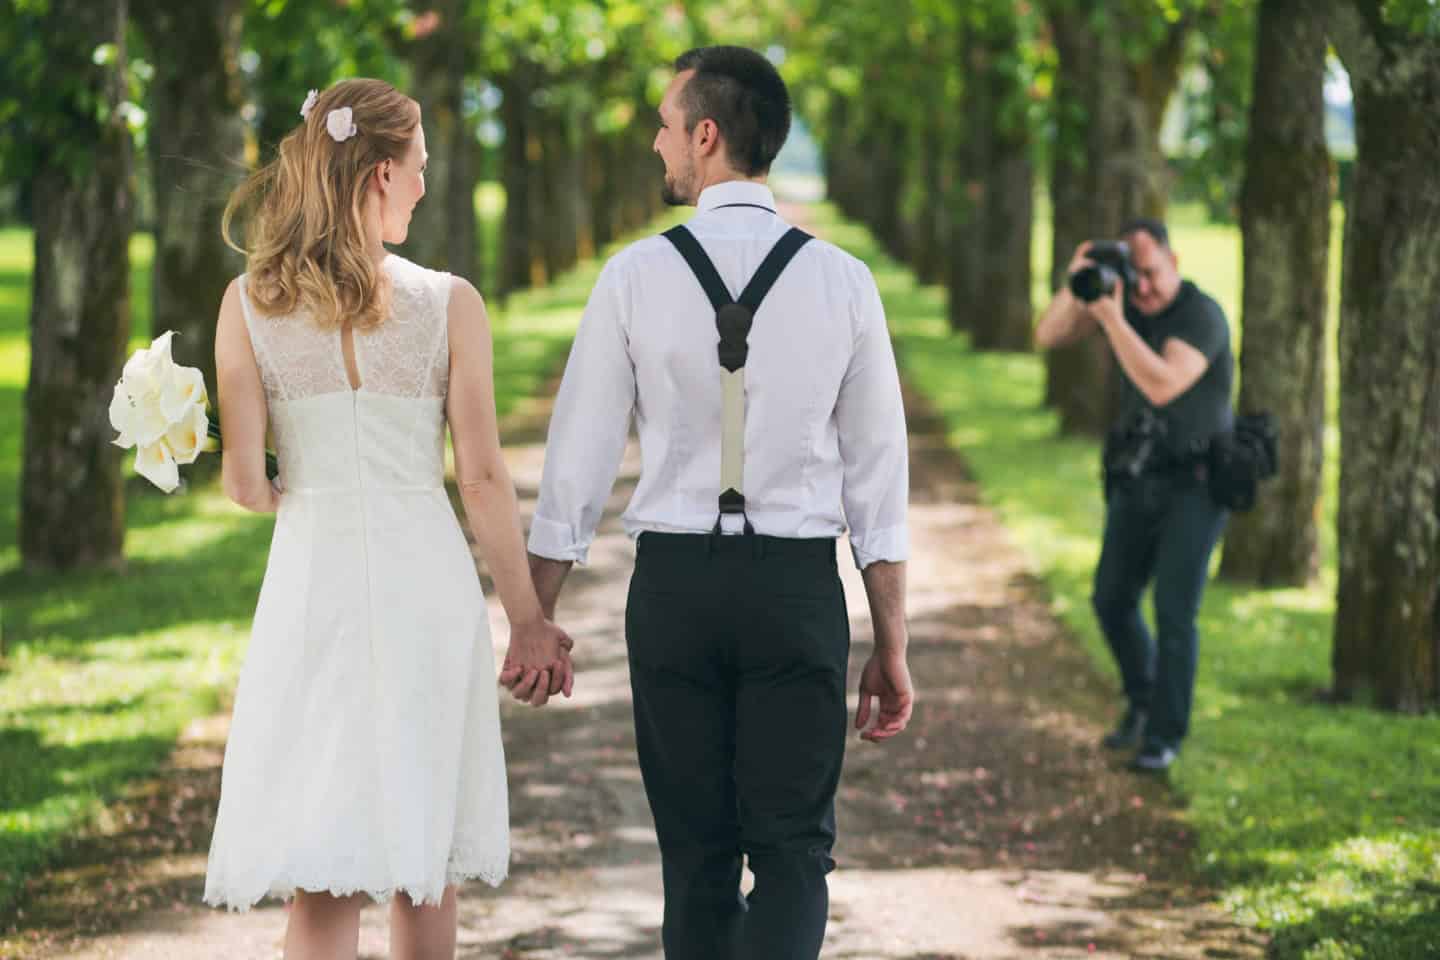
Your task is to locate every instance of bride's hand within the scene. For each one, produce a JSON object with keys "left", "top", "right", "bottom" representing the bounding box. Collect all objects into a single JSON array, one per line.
[{"left": 499, "top": 618, "right": 574, "bottom": 707}]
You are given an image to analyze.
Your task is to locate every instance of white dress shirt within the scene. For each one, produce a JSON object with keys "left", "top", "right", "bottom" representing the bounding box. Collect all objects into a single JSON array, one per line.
[{"left": 527, "top": 181, "right": 909, "bottom": 569}]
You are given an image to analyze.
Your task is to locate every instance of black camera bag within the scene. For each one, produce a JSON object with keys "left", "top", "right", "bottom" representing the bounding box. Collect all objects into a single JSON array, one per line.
[{"left": 1206, "top": 412, "right": 1279, "bottom": 511}]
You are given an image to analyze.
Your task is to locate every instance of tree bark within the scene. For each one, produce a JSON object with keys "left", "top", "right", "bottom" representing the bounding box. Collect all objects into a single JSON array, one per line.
[
  {"left": 912, "top": 107, "right": 948, "bottom": 287},
  {"left": 1326, "top": 2, "right": 1440, "bottom": 711},
  {"left": 498, "top": 66, "right": 538, "bottom": 295},
  {"left": 1219, "top": 0, "right": 1331, "bottom": 586},
  {"left": 20, "top": 0, "right": 132, "bottom": 571},
  {"left": 1043, "top": 3, "right": 1187, "bottom": 434},
  {"left": 133, "top": 0, "right": 246, "bottom": 395},
  {"left": 590, "top": 132, "right": 618, "bottom": 251},
  {"left": 538, "top": 107, "right": 580, "bottom": 279},
  {"left": 969, "top": 9, "right": 1034, "bottom": 352},
  {"left": 571, "top": 117, "right": 595, "bottom": 262},
  {"left": 629, "top": 124, "right": 663, "bottom": 228},
  {"left": 402, "top": 0, "right": 479, "bottom": 283},
  {"left": 861, "top": 116, "right": 908, "bottom": 262},
  {"left": 824, "top": 96, "right": 865, "bottom": 221},
  {"left": 947, "top": 25, "right": 987, "bottom": 335}
]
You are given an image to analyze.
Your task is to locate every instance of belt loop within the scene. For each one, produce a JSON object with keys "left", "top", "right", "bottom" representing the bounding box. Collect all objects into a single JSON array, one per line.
[{"left": 752, "top": 535, "right": 766, "bottom": 560}]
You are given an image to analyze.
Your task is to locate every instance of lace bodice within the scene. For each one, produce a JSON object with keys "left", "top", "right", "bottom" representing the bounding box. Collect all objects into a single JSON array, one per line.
[{"left": 237, "top": 255, "right": 453, "bottom": 491}]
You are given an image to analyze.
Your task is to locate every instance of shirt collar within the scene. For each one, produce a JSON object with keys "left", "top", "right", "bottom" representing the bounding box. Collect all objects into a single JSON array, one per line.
[{"left": 696, "top": 180, "right": 778, "bottom": 214}]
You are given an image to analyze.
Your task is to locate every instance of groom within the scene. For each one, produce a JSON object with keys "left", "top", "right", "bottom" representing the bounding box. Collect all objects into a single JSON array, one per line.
[{"left": 516, "top": 46, "right": 914, "bottom": 959}]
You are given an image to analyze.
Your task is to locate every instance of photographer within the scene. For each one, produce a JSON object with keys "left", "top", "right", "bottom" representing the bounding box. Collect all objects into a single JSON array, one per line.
[{"left": 1035, "top": 218, "right": 1233, "bottom": 772}]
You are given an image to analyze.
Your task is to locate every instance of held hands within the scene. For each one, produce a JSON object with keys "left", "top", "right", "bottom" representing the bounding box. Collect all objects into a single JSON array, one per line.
[
  {"left": 499, "top": 618, "right": 575, "bottom": 707},
  {"left": 855, "top": 649, "right": 915, "bottom": 743}
]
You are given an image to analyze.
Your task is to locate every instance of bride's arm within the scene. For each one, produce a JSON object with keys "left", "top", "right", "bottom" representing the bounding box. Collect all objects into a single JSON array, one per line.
[
  {"left": 446, "top": 277, "right": 573, "bottom": 704},
  {"left": 215, "top": 279, "right": 279, "bottom": 513}
]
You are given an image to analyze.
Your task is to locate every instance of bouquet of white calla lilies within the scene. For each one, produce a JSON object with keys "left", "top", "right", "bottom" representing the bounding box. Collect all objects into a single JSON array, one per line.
[
  {"left": 110, "top": 332, "right": 210, "bottom": 490},
  {"left": 109, "top": 331, "right": 224, "bottom": 493}
]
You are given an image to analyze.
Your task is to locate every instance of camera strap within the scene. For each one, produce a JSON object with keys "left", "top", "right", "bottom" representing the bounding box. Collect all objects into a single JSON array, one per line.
[{"left": 661, "top": 223, "right": 813, "bottom": 535}]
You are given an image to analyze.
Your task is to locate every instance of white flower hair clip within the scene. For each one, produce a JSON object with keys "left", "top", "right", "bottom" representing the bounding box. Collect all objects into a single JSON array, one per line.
[
  {"left": 299, "top": 89, "right": 319, "bottom": 119},
  {"left": 326, "top": 106, "right": 358, "bottom": 143}
]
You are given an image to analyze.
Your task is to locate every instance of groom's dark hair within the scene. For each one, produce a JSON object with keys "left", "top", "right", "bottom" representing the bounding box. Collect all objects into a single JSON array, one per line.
[{"left": 673, "top": 46, "right": 790, "bottom": 177}]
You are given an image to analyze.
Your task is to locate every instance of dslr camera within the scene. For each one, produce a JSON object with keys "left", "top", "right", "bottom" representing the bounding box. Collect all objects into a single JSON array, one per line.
[{"left": 1069, "top": 241, "right": 1138, "bottom": 303}]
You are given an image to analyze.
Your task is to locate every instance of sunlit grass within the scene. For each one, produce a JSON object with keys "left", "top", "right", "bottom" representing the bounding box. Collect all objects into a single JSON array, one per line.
[
  {"left": 805, "top": 201, "right": 1440, "bottom": 960},
  {"left": 0, "top": 187, "right": 680, "bottom": 916}
]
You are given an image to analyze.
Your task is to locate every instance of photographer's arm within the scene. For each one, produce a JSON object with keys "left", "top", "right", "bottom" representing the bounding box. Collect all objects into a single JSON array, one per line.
[
  {"left": 1034, "top": 241, "right": 1100, "bottom": 350},
  {"left": 1034, "top": 286, "right": 1098, "bottom": 350},
  {"left": 1088, "top": 287, "right": 1208, "bottom": 407}
]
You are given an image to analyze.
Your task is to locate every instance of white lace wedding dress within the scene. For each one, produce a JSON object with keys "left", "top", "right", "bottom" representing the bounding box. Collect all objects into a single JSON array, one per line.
[{"left": 203, "top": 254, "right": 509, "bottom": 910}]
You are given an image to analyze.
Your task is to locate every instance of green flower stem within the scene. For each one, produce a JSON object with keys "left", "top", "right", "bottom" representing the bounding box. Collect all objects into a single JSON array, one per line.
[{"left": 206, "top": 421, "right": 279, "bottom": 480}]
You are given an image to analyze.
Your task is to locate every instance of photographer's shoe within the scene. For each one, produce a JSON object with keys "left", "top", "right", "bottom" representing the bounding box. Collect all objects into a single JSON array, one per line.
[
  {"left": 1101, "top": 707, "right": 1146, "bottom": 750},
  {"left": 1129, "top": 743, "right": 1178, "bottom": 773}
]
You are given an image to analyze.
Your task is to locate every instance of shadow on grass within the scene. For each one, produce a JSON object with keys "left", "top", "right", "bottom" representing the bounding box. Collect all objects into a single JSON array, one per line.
[
  {"left": 0, "top": 727, "right": 180, "bottom": 916},
  {"left": 0, "top": 515, "right": 270, "bottom": 655},
  {"left": 0, "top": 726, "right": 173, "bottom": 820}
]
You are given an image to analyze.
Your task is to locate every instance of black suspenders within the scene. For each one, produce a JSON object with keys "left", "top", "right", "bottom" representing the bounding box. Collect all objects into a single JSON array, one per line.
[{"left": 661, "top": 223, "right": 814, "bottom": 535}]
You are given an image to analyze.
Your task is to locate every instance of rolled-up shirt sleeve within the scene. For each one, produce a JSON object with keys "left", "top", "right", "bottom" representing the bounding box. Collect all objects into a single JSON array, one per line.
[
  {"left": 835, "top": 263, "right": 910, "bottom": 570},
  {"left": 527, "top": 256, "right": 635, "bottom": 564}
]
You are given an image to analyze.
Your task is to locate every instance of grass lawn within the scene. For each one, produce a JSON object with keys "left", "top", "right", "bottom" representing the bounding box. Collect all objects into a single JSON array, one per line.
[
  {"left": 0, "top": 189, "right": 677, "bottom": 918},
  {"left": 803, "top": 201, "right": 1440, "bottom": 959}
]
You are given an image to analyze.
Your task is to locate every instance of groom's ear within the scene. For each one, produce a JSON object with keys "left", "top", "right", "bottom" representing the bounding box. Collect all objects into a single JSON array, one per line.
[{"left": 694, "top": 117, "right": 721, "bottom": 157}]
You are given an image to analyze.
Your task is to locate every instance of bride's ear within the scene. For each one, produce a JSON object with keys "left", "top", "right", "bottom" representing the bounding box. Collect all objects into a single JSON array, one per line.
[{"left": 371, "top": 161, "right": 391, "bottom": 197}]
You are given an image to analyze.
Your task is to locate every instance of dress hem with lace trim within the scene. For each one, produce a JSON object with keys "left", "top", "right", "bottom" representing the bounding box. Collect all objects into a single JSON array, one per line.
[{"left": 203, "top": 856, "right": 509, "bottom": 912}]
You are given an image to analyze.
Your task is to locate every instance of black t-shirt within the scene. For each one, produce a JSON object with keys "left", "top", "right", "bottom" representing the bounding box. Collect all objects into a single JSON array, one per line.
[{"left": 1118, "top": 280, "right": 1234, "bottom": 456}]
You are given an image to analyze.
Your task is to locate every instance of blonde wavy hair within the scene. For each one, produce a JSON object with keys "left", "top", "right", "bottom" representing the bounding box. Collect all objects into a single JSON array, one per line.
[{"left": 223, "top": 78, "right": 420, "bottom": 331}]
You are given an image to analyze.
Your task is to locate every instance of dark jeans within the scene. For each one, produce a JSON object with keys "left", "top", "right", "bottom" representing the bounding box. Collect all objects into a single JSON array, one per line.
[
  {"left": 625, "top": 531, "right": 850, "bottom": 960},
  {"left": 1091, "top": 471, "right": 1227, "bottom": 750}
]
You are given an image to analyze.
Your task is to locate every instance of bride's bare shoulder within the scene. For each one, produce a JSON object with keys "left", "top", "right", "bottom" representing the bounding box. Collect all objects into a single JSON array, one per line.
[
  {"left": 447, "top": 275, "right": 487, "bottom": 323},
  {"left": 215, "top": 276, "right": 247, "bottom": 340}
]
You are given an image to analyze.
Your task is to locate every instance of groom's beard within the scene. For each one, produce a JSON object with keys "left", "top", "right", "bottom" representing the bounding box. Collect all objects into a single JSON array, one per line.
[
  {"left": 661, "top": 160, "right": 695, "bottom": 206},
  {"left": 661, "top": 183, "right": 687, "bottom": 207}
]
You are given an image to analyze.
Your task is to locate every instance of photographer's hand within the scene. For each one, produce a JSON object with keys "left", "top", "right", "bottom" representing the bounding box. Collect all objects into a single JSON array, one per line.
[
  {"left": 1086, "top": 278, "right": 1126, "bottom": 332},
  {"left": 1068, "top": 240, "right": 1096, "bottom": 275},
  {"left": 1035, "top": 241, "right": 1103, "bottom": 350}
]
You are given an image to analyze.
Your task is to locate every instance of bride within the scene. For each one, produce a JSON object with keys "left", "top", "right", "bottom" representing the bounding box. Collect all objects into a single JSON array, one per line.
[{"left": 202, "top": 78, "right": 572, "bottom": 958}]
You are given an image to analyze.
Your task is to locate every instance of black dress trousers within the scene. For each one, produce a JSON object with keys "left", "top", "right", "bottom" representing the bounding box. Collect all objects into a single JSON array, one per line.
[{"left": 625, "top": 531, "right": 851, "bottom": 960}]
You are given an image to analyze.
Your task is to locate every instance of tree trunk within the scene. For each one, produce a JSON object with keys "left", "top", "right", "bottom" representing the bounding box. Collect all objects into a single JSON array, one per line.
[
  {"left": 1219, "top": 0, "right": 1330, "bottom": 586},
  {"left": 1326, "top": 5, "right": 1440, "bottom": 711},
  {"left": 626, "top": 124, "right": 660, "bottom": 230},
  {"left": 824, "top": 96, "right": 865, "bottom": 221},
  {"left": 974, "top": 150, "right": 1033, "bottom": 351},
  {"left": 498, "top": 67, "right": 537, "bottom": 295},
  {"left": 1043, "top": 3, "right": 1187, "bottom": 434},
  {"left": 911, "top": 108, "right": 948, "bottom": 287},
  {"left": 947, "top": 26, "right": 987, "bottom": 335},
  {"left": 591, "top": 133, "right": 618, "bottom": 252},
  {"left": 402, "top": 0, "right": 479, "bottom": 282},
  {"left": 970, "top": 9, "right": 1034, "bottom": 353},
  {"left": 538, "top": 107, "right": 580, "bottom": 279},
  {"left": 133, "top": 0, "right": 246, "bottom": 396},
  {"left": 571, "top": 117, "right": 595, "bottom": 262},
  {"left": 20, "top": 0, "right": 132, "bottom": 571},
  {"left": 862, "top": 116, "right": 908, "bottom": 262}
]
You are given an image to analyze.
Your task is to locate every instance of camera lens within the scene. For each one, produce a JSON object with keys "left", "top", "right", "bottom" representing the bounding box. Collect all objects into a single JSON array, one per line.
[{"left": 1068, "top": 264, "right": 1118, "bottom": 303}]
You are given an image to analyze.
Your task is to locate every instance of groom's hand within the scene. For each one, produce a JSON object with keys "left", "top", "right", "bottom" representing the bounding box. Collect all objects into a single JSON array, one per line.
[
  {"left": 500, "top": 619, "right": 575, "bottom": 707},
  {"left": 855, "top": 650, "right": 914, "bottom": 743}
]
